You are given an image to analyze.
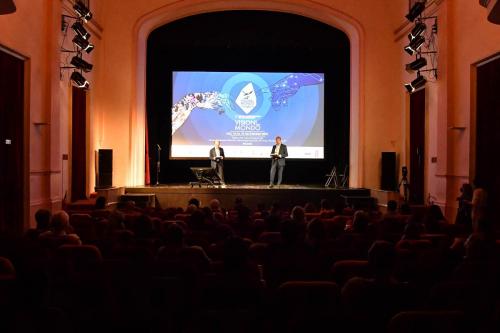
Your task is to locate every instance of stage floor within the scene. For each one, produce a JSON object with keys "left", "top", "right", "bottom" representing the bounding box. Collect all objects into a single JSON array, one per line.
[{"left": 124, "top": 184, "right": 371, "bottom": 210}]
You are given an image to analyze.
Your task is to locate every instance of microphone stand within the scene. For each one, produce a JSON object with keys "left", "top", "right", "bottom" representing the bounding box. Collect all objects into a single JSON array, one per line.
[{"left": 156, "top": 144, "right": 161, "bottom": 186}]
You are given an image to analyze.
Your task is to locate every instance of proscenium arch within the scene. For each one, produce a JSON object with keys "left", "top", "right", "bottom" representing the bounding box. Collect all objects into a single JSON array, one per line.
[{"left": 129, "top": 0, "right": 364, "bottom": 187}]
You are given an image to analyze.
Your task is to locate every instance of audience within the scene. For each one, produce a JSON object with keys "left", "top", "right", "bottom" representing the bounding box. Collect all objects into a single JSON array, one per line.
[
  {"left": 39, "top": 210, "right": 82, "bottom": 245},
  {"left": 3, "top": 194, "right": 498, "bottom": 332}
]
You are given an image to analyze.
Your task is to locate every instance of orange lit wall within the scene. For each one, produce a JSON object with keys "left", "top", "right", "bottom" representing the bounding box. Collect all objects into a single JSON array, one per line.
[
  {"left": 397, "top": 0, "right": 500, "bottom": 219},
  {"left": 1, "top": 0, "right": 499, "bottom": 226}
]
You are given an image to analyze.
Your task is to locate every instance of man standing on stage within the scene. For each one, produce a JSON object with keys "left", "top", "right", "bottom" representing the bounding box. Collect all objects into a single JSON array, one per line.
[
  {"left": 209, "top": 140, "right": 225, "bottom": 185},
  {"left": 269, "top": 136, "right": 288, "bottom": 188}
]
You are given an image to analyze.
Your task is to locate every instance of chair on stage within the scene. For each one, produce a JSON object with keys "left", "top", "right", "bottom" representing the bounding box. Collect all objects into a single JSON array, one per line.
[
  {"left": 325, "top": 165, "right": 348, "bottom": 188},
  {"left": 189, "top": 167, "right": 222, "bottom": 188}
]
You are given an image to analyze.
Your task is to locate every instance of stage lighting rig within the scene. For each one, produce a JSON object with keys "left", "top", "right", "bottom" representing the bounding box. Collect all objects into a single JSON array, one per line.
[
  {"left": 60, "top": 1, "right": 94, "bottom": 89},
  {"left": 73, "top": 1, "right": 92, "bottom": 22},
  {"left": 403, "top": 1, "right": 438, "bottom": 94},
  {"left": 405, "top": 57, "right": 427, "bottom": 73},
  {"left": 406, "top": 0, "right": 427, "bottom": 22},
  {"left": 72, "top": 34, "right": 94, "bottom": 53},
  {"left": 70, "top": 56, "right": 93, "bottom": 72},
  {"left": 71, "top": 21, "right": 90, "bottom": 40},
  {"left": 404, "top": 74, "right": 426, "bottom": 94},
  {"left": 70, "top": 71, "right": 89, "bottom": 89}
]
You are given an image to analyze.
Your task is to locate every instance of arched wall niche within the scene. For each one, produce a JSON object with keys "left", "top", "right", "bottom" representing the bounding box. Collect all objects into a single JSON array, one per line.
[{"left": 127, "top": 0, "right": 365, "bottom": 187}]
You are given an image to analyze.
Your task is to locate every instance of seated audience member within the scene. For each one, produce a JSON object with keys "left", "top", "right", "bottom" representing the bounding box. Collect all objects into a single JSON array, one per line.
[
  {"left": 92, "top": 196, "right": 111, "bottom": 219},
  {"left": 209, "top": 198, "right": 222, "bottom": 213},
  {"left": 305, "top": 218, "right": 326, "bottom": 246},
  {"left": 185, "top": 203, "right": 198, "bottom": 215},
  {"left": 24, "top": 208, "right": 52, "bottom": 241},
  {"left": 157, "top": 223, "right": 211, "bottom": 275},
  {"left": 35, "top": 209, "right": 52, "bottom": 232},
  {"left": 333, "top": 197, "right": 347, "bottom": 216},
  {"left": 423, "top": 204, "right": 446, "bottom": 233},
  {"left": 385, "top": 200, "right": 398, "bottom": 216},
  {"left": 319, "top": 198, "right": 332, "bottom": 215},
  {"left": 95, "top": 196, "right": 106, "bottom": 210},
  {"left": 342, "top": 241, "right": 411, "bottom": 330},
  {"left": 39, "top": 211, "right": 82, "bottom": 245},
  {"left": 471, "top": 179, "right": 488, "bottom": 231},
  {"left": 452, "top": 231, "right": 498, "bottom": 282},
  {"left": 400, "top": 218, "right": 423, "bottom": 240},
  {"left": 132, "top": 214, "right": 155, "bottom": 239},
  {"left": 455, "top": 183, "right": 473, "bottom": 232},
  {"left": 399, "top": 202, "right": 412, "bottom": 215},
  {"left": 303, "top": 201, "right": 317, "bottom": 213},
  {"left": 290, "top": 205, "right": 307, "bottom": 235},
  {"left": 188, "top": 197, "right": 200, "bottom": 209},
  {"left": 345, "top": 210, "right": 370, "bottom": 233}
]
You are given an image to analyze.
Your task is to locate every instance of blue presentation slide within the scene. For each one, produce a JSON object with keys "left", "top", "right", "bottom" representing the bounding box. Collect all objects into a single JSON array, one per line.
[{"left": 171, "top": 71, "right": 324, "bottom": 159}]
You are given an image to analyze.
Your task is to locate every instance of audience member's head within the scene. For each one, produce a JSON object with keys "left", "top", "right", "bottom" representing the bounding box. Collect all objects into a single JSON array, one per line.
[
  {"left": 188, "top": 209, "right": 205, "bottom": 229},
  {"left": 464, "top": 232, "right": 494, "bottom": 261},
  {"left": 402, "top": 221, "right": 421, "bottom": 240},
  {"left": 210, "top": 198, "right": 221, "bottom": 212},
  {"left": 306, "top": 218, "right": 326, "bottom": 242},
  {"left": 399, "top": 203, "right": 412, "bottom": 215},
  {"left": 133, "top": 214, "right": 153, "bottom": 238},
  {"left": 34, "top": 209, "right": 51, "bottom": 231},
  {"left": 164, "top": 223, "right": 184, "bottom": 246},
  {"left": 223, "top": 236, "right": 249, "bottom": 270},
  {"left": 303, "top": 202, "right": 317, "bottom": 213},
  {"left": 333, "top": 197, "right": 346, "bottom": 214},
  {"left": 320, "top": 199, "right": 331, "bottom": 211},
  {"left": 188, "top": 197, "right": 200, "bottom": 208},
  {"left": 95, "top": 196, "right": 106, "bottom": 210},
  {"left": 50, "top": 211, "right": 70, "bottom": 234},
  {"left": 281, "top": 219, "right": 301, "bottom": 244},
  {"left": 459, "top": 183, "right": 473, "bottom": 200},
  {"left": 291, "top": 205, "right": 305, "bottom": 223},
  {"left": 387, "top": 200, "right": 398, "bottom": 213},
  {"left": 368, "top": 241, "right": 396, "bottom": 278},
  {"left": 185, "top": 204, "right": 198, "bottom": 215},
  {"left": 352, "top": 210, "right": 370, "bottom": 233}
]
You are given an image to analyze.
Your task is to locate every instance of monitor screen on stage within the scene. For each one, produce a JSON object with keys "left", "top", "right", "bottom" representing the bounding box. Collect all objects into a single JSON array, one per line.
[{"left": 171, "top": 71, "right": 325, "bottom": 159}]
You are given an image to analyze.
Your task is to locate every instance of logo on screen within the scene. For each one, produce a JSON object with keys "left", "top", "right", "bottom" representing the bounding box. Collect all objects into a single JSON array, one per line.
[{"left": 235, "top": 82, "right": 257, "bottom": 114}]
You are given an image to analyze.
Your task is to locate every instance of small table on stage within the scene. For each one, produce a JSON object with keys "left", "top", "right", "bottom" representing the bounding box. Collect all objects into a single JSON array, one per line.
[{"left": 189, "top": 167, "right": 221, "bottom": 188}]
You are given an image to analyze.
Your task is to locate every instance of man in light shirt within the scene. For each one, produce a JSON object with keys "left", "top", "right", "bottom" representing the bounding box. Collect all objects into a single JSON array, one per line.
[
  {"left": 209, "top": 140, "right": 225, "bottom": 185},
  {"left": 269, "top": 136, "right": 288, "bottom": 188}
]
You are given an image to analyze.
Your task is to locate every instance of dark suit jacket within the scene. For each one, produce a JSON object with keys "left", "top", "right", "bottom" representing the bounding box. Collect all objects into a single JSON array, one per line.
[
  {"left": 270, "top": 144, "right": 288, "bottom": 166},
  {"left": 209, "top": 147, "right": 225, "bottom": 168}
]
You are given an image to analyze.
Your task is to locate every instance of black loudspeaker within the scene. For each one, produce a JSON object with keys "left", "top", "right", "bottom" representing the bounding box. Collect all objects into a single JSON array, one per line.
[
  {"left": 381, "top": 152, "right": 397, "bottom": 191},
  {"left": 96, "top": 149, "right": 112, "bottom": 189}
]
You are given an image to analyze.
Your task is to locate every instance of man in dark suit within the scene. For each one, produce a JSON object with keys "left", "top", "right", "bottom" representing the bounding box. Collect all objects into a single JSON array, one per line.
[
  {"left": 209, "top": 140, "right": 225, "bottom": 185},
  {"left": 269, "top": 136, "right": 288, "bottom": 188}
]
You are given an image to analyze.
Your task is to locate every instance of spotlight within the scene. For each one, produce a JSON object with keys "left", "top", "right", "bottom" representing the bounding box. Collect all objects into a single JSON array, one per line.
[
  {"left": 70, "top": 71, "right": 89, "bottom": 89},
  {"left": 404, "top": 35, "right": 425, "bottom": 55},
  {"left": 406, "top": 0, "right": 426, "bottom": 22},
  {"left": 72, "top": 35, "right": 94, "bottom": 53},
  {"left": 408, "top": 22, "right": 426, "bottom": 41},
  {"left": 70, "top": 56, "right": 93, "bottom": 72},
  {"left": 404, "top": 75, "right": 426, "bottom": 93},
  {"left": 71, "top": 21, "right": 90, "bottom": 40},
  {"left": 73, "top": 1, "right": 92, "bottom": 22},
  {"left": 405, "top": 57, "right": 427, "bottom": 73}
]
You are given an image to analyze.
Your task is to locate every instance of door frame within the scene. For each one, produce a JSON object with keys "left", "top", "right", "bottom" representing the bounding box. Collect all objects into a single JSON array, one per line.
[{"left": 0, "top": 44, "right": 30, "bottom": 233}]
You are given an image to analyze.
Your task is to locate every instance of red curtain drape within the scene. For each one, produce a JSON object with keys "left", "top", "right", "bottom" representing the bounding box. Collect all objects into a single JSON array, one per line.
[{"left": 145, "top": 117, "right": 151, "bottom": 185}]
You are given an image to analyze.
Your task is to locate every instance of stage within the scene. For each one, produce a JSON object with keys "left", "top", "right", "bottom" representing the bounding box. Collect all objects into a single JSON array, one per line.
[{"left": 122, "top": 184, "right": 372, "bottom": 210}]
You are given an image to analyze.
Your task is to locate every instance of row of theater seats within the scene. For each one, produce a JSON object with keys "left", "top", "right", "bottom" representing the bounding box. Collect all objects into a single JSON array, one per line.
[
  {"left": 0, "top": 249, "right": 481, "bottom": 333},
  {"left": 1, "top": 203, "right": 499, "bottom": 332}
]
